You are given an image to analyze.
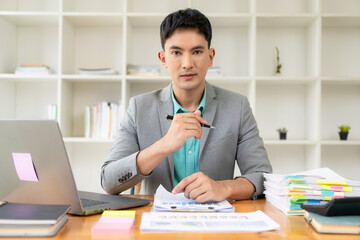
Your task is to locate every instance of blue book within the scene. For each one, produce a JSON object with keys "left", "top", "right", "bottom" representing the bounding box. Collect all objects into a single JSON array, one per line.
[{"left": 304, "top": 211, "right": 360, "bottom": 234}]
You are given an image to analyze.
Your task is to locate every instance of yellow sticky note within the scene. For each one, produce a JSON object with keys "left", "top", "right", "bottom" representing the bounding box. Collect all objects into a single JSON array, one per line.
[
  {"left": 102, "top": 210, "right": 136, "bottom": 217},
  {"left": 317, "top": 180, "right": 347, "bottom": 186}
]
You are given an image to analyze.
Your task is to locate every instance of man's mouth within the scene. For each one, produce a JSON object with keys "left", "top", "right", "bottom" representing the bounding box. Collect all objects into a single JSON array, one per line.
[{"left": 180, "top": 73, "right": 196, "bottom": 79}]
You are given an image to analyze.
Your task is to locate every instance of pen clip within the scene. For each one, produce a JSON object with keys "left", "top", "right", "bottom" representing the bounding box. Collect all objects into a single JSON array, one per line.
[{"left": 170, "top": 206, "right": 215, "bottom": 212}]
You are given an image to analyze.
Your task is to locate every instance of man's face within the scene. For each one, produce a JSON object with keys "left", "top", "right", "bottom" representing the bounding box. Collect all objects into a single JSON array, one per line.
[{"left": 158, "top": 28, "right": 215, "bottom": 92}]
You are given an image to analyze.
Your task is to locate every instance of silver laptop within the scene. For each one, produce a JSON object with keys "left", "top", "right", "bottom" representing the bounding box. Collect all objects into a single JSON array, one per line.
[{"left": 0, "top": 120, "right": 150, "bottom": 215}]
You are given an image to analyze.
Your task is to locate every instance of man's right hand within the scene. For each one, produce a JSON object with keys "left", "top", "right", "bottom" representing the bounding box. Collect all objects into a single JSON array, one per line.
[
  {"left": 161, "top": 110, "right": 207, "bottom": 153},
  {"left": 136, "top": 110, "right": 207, "bottom": 176}
]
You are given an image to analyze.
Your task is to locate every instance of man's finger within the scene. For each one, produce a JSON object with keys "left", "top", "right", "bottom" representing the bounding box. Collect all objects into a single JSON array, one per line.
[{"left": 172, "top": 174, "right": 197, "bottom": 194}]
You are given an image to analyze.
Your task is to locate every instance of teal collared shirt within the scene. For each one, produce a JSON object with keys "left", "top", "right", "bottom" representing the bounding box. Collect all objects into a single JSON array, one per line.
[{"left": 171, "top": 85, "right": 207, "bottom": 187}]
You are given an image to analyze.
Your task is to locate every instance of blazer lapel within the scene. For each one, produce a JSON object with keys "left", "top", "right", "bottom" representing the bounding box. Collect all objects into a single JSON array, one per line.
[
  {"left": 157, "top": 84, "right": 175, "bottom": 188},
  {"left": 200, "top": 83, "right": 217, "bottom": 160}
]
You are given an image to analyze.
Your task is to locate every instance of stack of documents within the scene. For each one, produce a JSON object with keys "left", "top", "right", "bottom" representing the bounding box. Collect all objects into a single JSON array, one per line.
[
  {"left": 206, "top": 66, "right": 224, "bottom": 77},
  {"left": 141, "top": 185, "right": 279, "bottom": 232},
  {"left": 15, "top": 64, "right": 54, "bottom": 75},
  {"left": 79, "top": 67, "right": 118, "bottom": 75},
  {"left": 127, "top": 64, "right": 160, "bottom": 76},
  {"left": 140, "top": 211, "right": 280, "bottom": 232},
  {"left": 153, "top": 185, "right": 234, "bottom": 212},
  {"left": 264, "top": 168, "right": 360, "bottom": 215}
]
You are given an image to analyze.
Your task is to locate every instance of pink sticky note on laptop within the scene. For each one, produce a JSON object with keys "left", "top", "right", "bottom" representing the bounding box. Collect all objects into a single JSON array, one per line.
[{"left": 12, "top": 153, "right": 39, "bottom": 182}]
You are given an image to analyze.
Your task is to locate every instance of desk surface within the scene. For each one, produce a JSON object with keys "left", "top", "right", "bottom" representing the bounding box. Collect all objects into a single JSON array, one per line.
[{"left": 6, "top": 196, "right": 360, "bottom": 240}]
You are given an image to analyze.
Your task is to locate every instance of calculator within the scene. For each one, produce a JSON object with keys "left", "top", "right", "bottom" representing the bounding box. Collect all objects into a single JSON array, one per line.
[{"left": 301, "top": 197, "right": 360, "bottom": 216}]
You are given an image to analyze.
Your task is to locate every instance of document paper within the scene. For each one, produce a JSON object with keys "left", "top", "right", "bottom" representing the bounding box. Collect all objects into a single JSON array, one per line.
[
  {"left": 140, "top": 210, "right": 280, "bottom": 232},
  {"left": 153, "top": 185, "right": 234, "bottom": 212}
]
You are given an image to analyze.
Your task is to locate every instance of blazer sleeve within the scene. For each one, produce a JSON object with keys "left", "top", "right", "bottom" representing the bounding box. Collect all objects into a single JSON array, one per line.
[
  {"left": 100, "top": 97, "right": 148, "bottom": 194},
  {"left": 235, "top": 97, "right": 272, "bottom": 199}
]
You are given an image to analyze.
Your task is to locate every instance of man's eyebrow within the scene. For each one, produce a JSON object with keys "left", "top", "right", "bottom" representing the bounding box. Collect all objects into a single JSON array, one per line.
[
  {"left": 191, "top": 45, "right": 205, "bottom": 50},
  {"left": 169, "top": 46, "right": 183, "bottom": 50},
  {"left": 168, "top": 45, "right": 205, "bottom": 51}
]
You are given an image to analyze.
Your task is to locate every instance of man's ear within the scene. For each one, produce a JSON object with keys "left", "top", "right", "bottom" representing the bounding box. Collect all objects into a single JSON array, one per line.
[
  {"left": 208, "top": 48, "right": 215, "bottom": 67},
  {"left": 158, "top": 51, "right": 167, "bottom": 68}
]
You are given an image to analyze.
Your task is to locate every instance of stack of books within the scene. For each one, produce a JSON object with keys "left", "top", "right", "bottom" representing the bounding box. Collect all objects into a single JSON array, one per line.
[
  {"left": 127, "top": 64, "right": 160, "bottom": 76},
  {"left": 304, "top": 210, "right": 360, "bottom": 234},
  {"left": 47, "top": 104, "right": 57, "bottom": 120},
  {"left": 264, "top": 168, "right": 360, "bottom": 215},
  {"left": 0, "top": 202, "right": 70, "bottom": 237},
  {"left": 79, "top": 67, "right": 118, "bottom": 75},
  {"left": 206, "top": 66, "right": 224, "bottom": 77},
  {"left": 15, "top": 64, "right": 54, "bottom": 75},
  {"left": 84, "top": 100, "right": 123, "bottom": 139}
]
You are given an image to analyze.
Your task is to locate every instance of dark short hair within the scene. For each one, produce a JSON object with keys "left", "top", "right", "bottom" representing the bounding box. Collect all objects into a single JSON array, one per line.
[{"left": 160, "top": 8, "right": 212, "bottom": 50}]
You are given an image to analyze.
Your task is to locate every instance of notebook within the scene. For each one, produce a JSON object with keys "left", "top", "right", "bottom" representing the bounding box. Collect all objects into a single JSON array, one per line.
[
  {"left": 0, "top": 202, "right": 70, "bottom": 226},
  {"left": 0, "top": 120, "right": 150, "bottom": 215},
  {"left": 304, "top": 210, "right": 360, "bottom": 234}
]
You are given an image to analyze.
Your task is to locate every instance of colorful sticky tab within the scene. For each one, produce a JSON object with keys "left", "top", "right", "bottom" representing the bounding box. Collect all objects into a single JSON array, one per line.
[
  {"left": 12, "top": 153, "right": 39, "bottom": 182},
  {"left": 317, "top": 180, "right": 347, "bottom": 186},
  {"left": 102, "top": 210, "right": 136, "bottom": 217}
]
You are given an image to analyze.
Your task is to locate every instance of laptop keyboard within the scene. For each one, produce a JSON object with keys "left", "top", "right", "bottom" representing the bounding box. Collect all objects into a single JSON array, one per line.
[{"left": 80, "top": 198, "right": 110, "bottom": 208}]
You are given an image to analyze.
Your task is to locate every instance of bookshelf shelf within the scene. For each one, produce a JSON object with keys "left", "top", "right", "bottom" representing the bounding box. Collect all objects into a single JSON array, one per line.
[
  {"left": 1, "top": 0, "right": 359, "bottom": 193},
  {"left": 264, "top": 140, "right": 318, "bottom": 145}
]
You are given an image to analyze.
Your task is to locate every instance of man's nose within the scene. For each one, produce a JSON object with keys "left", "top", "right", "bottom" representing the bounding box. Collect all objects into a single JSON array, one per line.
[{"left": 182, "top": 53, "right": 193, "bottom": 69}]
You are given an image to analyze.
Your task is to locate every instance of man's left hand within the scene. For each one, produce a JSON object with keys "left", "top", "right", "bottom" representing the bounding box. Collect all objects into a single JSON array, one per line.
[{"left": 172, "top": 172, "right": 230, "bottom": 203}]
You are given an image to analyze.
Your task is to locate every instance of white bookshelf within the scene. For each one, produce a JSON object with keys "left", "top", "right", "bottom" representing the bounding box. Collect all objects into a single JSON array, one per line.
[{"left": 1, "top": 0, "right": 359, "bottom": 193}]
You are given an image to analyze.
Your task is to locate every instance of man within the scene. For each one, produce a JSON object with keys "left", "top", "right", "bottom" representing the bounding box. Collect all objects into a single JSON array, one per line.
[{"left": 101, "top": 8, "right": 272, "bottom": 202}]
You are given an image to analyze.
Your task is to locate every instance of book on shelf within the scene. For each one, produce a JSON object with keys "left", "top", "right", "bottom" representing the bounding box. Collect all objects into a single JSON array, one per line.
[
  {"left": 304, "top": 210, "right": 360, "bottom": 235},
  {"left": 127, "top": 64, "right": 160, "bottom": 76},
  {"left": 264, "top": 168, "right": 360, "bottom": 215},
  {"left": 79, "top": 67, "right": 119, "bottom": 75},
  {"left": 0, "top": 202, "right": 70, "bottom": 237},
  {"left": 206, "top": 66, "right": 224, "bottom": 77},
  {"left": 47, "top": 104, "right": 57, "bottom": 120},
  {"left": 15, "top": 64, "right": 54, "bottom": 75},
  {"left": 84, "top": 100, "right": 123, "bottom": 139}
]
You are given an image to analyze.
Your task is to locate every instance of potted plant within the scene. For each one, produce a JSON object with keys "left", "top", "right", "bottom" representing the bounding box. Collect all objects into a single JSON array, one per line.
[
  {"left": 274, "top": 46, "right": 282, "bottom": 75},
  {"left": 277, "top": 128, "right": 288, "bottom": 140},
  {"left": 338, "top": 125, "right": 351, "bottom": 140}
]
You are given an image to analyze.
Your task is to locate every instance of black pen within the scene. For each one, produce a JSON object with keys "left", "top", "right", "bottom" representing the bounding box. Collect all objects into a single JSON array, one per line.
[{"left": 165, "top": 115, "right": 215, "bottom": 129}]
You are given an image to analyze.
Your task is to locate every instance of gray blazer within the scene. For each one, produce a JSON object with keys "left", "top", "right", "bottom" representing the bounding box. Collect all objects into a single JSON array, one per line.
[{"left": 101, "top": 83, "right": 272, "bottom": 199}]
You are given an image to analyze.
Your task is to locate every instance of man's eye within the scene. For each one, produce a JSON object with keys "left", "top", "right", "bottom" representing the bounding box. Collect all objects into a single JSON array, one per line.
[
  {"left": 193, "top": 50, "right": 203, "bottom": 55},
  {"left": 171, "top": 51, "right": 181, "bottom": 56}
]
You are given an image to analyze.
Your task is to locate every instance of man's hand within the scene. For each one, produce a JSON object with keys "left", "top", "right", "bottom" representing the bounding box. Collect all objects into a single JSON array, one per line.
[
  {"left": 136, "top": 110, "right": 207, "bottom": 176},
  {"left": 172, "top": 172, "right": 256, "bottom": 203},
  {"left": 172, "top": 172, "right": 230, "bottom": 203},
  {"left": 162, "top": 110, "right": 207, "bottom": 154}
]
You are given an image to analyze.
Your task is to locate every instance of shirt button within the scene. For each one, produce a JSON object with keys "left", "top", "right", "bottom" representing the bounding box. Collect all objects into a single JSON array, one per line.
[{"left": 188, "top": 151, "right": 192, "bottom": 155}]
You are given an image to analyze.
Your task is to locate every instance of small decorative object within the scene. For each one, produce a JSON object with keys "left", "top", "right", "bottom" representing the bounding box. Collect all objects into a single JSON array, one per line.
[
  {"left": 338, "top": 125, "right": 351, "bottom": 140},
  {"left": 277, "top": 128, "right": 288, "bottom": 140},
  {"left": 274, "top": 46, "right": 282, "bottom": 75}
]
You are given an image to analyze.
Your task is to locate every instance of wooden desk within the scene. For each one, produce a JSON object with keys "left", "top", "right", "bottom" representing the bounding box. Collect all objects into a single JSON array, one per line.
[{"left": 6, "top": 196, "right": 360, "bottom": 240}]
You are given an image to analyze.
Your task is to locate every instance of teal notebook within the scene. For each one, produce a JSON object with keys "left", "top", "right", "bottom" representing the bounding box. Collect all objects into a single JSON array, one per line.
[{"left": 304, "top": 211, "right": 360, "bottom": 234}]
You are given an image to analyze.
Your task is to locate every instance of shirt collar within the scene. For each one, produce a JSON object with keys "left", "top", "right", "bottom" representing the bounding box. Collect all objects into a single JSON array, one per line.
[{"left": 171, "top": 85, "right": 207, "bottom": 117}]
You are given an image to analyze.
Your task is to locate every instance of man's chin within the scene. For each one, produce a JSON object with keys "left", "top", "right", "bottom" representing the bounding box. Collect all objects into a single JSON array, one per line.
[{"left": 174, "top": 80, "right": 205, "bottom": 91}]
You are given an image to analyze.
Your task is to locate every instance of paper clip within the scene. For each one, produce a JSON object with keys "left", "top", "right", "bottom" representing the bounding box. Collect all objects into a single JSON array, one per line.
[{"left": 170, "top": 206, "right": 215, "bottom": 212}]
